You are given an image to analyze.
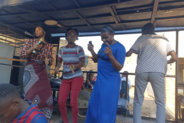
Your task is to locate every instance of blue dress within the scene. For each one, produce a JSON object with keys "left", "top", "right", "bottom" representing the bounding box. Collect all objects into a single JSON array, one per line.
[{"left": 85, "top": 42, "right": 126, "bottom": 123}]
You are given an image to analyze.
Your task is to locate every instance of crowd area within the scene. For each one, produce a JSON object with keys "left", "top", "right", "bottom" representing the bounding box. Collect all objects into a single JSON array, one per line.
[{"left": 0, "top": 23, "right": 177, "bottom": 123}]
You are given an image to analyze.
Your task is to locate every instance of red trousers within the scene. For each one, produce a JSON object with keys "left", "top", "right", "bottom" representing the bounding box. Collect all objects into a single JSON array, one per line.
[{"left": 58, "top": 77, "right": 84, "bottom": 123}]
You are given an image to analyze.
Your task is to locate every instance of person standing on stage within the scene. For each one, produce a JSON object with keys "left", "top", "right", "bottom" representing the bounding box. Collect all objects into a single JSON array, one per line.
[
  {"left": 126, "top": 23, "right": 178, "bottom": 123},
  {"left": 85, "top": 25, "right": 126, "bottom": 123},
  {"left": 55, "top": 28, "right": 85, "bottom": 123},
  {"left": 20, "top": 25, "right": 53, "bottom": 119}
]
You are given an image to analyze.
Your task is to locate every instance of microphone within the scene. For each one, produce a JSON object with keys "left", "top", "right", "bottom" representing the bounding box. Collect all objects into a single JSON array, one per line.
[
  {"left": 32, "top": 37, "right": 44, "bottom": 54},
  {"left": 89, "top": 41, "right": 92, "bottom": 45}
]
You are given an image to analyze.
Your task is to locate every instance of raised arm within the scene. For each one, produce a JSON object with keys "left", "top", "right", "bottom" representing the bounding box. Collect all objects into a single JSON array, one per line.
[
  {"left": 20, "top": 39, "right": 39, "bottom": 59},
  {"left": 167, "top": 51, "right": 178, "bottom": 64},
  {"left": 105, "top": 43, "right": 125, "bottom": 71},
  {"left": 88, "top": 44, "right": 98, "bottom": 63},
  {"left": 167, "top": 41, "right": 178, "bottom": 64},
  {"left": 126, "top": 37, "right": 140, "bottom": 57},
  {"left": 126, "top": 50, "right": 134, "bottom": 57}
]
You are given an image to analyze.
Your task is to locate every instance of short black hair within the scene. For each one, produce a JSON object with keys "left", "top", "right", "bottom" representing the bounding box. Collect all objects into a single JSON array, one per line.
[
  {"left": 88, "top": 70, "right": 94, "bottom": 76},
  {"left": 123, "top": 71, "right": 129, "bottom": 74},
  {"left": 142, "top": 23, "right": 155, "bottom": 35},
  {"left": 101, "top": 25, "right": 114, "bottom": 34},
  {"left": 36, "top": 24, "right": 52, "bottom": 43},
  {"left": 0, "top": 84, "right": 19, "bottom": 105},
  {"left": 65, "top": 28, "right": 79, "bottom": 40}
]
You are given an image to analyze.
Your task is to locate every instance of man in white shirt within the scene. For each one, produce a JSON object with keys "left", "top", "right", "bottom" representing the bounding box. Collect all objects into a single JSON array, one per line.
[{"left": 127, "top": 23, "right": 177, "bottom": 123}]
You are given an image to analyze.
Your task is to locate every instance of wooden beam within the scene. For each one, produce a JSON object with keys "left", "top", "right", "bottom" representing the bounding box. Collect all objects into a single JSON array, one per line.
[
  {"left": 26, "top": 5, "right": 49, "bottom": 19},
  {"left": 26, "top": 5, "right": 66, "bottom": 29},
  {"left": 109, "top": 6, "right": 126, "bottom": 30},
  {"left": 10, "top": 13, "right": 184, "bottom": 28},
  {"left": 112, "top": 6, "right": 117, "bottom": 15},
  {"left": 73, "top": 0, "right": 81, "bottom": 8},
  {"left": 1, "top": 1, "right": 183, "bottom": 20},
  {"left": 74, "top": 11, "right": 96, "bottom": 31},
  {"left": 45, "top": 1, "right": 57, "bottom": 11},
  {"left": 0, "top": 0, "right": 152, "bottom": 18},
  {"left": 109, "top": 7, "right": 118, "bottom": 24},
  {"left": 1, "top": 9, "right": 35, "bottom": 26},
  {"left": 0, "top": 57, "right": 26, "bottom": 63},
  {"left": 13, "top": 7, "right": 35, "bottom": 13},
  {"left": 151, "top": 0, "right": 160, "bottom": 23}
]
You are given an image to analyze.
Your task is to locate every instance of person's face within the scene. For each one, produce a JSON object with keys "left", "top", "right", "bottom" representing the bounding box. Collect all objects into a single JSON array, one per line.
[
  {"left": 0, "top": 99, "right": 20, "bottom": 123},
  {"left": 101, "top": 32, "right": 114, "bottom": 45},
  {"left": 89, "top": 74, "right": 94, "bottom": 81},
  {"left": 67, "top": 32, "right": 77, "bottom": 44},
  {"left": 35, "top": 26, "right": 45, "bottom": 38}
]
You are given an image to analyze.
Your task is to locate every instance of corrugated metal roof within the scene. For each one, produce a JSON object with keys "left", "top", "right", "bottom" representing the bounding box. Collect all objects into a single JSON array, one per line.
[{"left": 0, "top": 0, "right": 184, "bottom": 38}]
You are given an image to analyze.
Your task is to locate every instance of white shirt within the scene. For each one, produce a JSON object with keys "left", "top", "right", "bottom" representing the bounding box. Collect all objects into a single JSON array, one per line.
[{"left": 131, "top": 34, "right": 174, "bottom": 75}]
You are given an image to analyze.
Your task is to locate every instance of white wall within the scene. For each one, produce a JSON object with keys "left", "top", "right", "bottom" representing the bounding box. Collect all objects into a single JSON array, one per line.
[{"left": 0, "top": 42, "right": 14, "bottom": 84}]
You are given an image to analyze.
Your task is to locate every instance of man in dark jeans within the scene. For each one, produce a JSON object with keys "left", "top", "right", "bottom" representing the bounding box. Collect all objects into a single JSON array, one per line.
[{"left": 127, "top": 23, "right": 177, "bottom": 123}]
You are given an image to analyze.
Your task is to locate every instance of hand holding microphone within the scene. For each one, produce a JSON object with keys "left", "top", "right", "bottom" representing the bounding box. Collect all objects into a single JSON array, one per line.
[
  {"left": 33, "top": 43, "right": 39, "bottom": 50},
  {"left": 32, "top": 37, "right": 44, "bottom": 54}
]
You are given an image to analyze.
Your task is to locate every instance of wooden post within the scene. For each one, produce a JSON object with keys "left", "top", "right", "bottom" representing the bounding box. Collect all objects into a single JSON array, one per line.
[{"left": 175, "top": 30, "right": 179, "bottom": 121}]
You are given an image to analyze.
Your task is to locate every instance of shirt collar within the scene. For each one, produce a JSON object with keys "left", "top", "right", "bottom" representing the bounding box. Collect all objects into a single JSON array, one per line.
[
  {"left": 12, "top": 100, "right": 37, "bottom": 121},
  {"left": 65, "top": 44, "right": 76, "bottom": 48}
]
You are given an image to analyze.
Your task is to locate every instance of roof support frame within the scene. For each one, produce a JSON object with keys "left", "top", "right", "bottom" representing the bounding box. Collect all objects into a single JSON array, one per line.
[
  {"left": 151, "top": 0, "right": 160, "bottom": 24},
  {"left": 74, "top": 10, "right": 96, "bottom": 31},
  {"left": 73, "top": 0, "right": 81, "bottom": 8},
  {"left": 109, "top": 6, "right": 126, "bottom": 30},
  {"left": 45, "top": 1, "right": 57, "bottom": 11},
  {"left": 23, "top": 5, "right": 66, "bottom": 29}
]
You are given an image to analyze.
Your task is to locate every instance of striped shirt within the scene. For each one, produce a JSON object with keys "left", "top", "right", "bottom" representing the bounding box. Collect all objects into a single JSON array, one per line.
[
  {"left": 131, "top": 34, "right": 175, "bottom": 75},
  {"left": 58, "top": 44, "right": 85, "bottom": 79},
  {"left": 12, "top": 102, "right": 47, "bottom": 123}
]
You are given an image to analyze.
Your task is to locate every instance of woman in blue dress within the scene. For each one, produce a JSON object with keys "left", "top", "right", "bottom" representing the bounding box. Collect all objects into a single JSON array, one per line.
[{"left": 85, "top": 25, "right": 126, "bottom": 123}]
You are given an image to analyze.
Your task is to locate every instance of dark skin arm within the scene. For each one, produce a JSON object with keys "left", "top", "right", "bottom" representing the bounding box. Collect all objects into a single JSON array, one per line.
[
  {"left": 127, "top": 49, "right": 177, "bottom": 64},
  {"left": 126, "top": 50, "right": 134, "bottom": 57},
  {"left": 25, "top": 43, "right": 39, "bottom": 57},
  {"left": 167, "top": 51, "right": 178, "bottom": 64},
  {"left": 68, "top": 58, "right": 85, "bottom": 69},
  {"left": 88, "top": 44, "right": 98, "bottom": 63},
  {"left": 56, "top": 58, "right": 85, "bottom": 74},
  {"left": 86, "top": 79, "right": 93, "bottom": 88},
  {"left": 105, "top": 43, "right": 123, "bottom": 71},
  {"left": 55, "top": 58, "right": 63, "bottom": 74}
]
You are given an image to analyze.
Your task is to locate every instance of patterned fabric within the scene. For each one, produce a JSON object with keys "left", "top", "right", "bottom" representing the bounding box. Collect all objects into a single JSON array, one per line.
[
  {"left": 131, "top": 34, "right": 175, "bottom": 75},
  {"left": 23, "top": 64, "right": 39, "bottom": 94},
  {"left": 23, "top": 60, "right": 53, "bottom": 119},
  {"left": 20, "top": 38, "right": 53, "bottom": 66},
  {"left": 11, "top": 102, "right": 47, "bottom": 123},
  {"left": 58, "top": 44, "right": 85, "bottom": 79}
]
